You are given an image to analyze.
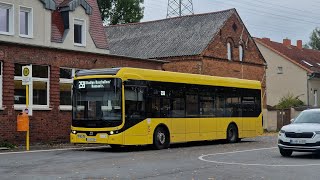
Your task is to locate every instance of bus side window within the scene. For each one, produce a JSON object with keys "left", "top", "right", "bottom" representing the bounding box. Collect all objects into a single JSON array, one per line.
[{"left": 125, "top": 86, "right": 146, "bottom": 120}]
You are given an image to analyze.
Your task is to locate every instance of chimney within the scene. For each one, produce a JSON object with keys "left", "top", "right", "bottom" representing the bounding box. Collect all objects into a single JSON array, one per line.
[
  {"left": 283, "top": 39, "right": 291, "bottom": 46},
  {"left": 262, "top": 37, "right": 270, "bottom": 41},
  {"left": 297, "top": 40, "right": 302, "bottom": 49}
]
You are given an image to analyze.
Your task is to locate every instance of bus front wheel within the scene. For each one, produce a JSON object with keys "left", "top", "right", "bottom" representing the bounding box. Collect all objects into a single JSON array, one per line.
[
  {"left": 153, "top": 126, "right": 170, "bottom": 150},
  {"left": 227, "top": 124, "right": 238, "bottom": 143}
]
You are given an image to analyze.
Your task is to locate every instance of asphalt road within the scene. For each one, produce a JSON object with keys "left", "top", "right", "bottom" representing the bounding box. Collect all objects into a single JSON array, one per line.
[{"left": 1, "top": 134, "right": 320, "bottom": 180}]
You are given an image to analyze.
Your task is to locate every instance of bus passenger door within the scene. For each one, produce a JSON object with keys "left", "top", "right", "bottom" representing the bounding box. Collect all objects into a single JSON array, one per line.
[
  {"left": 168, "top": 97, "right": 186, "bottom": 143},
  {"left": 185, "top": 94, "right": 199, "bottom": 141}
]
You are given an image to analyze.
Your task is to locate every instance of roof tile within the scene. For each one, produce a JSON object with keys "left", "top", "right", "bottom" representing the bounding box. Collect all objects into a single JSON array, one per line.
[
  {"left": 51, "top": 0, "right": 108, "bottom": 49},
  {"left": 256, "top": 38, "right": 320, "bottom": 73},
  {"left": 105, "top": 9, "right": 235, "bottom": 59}
]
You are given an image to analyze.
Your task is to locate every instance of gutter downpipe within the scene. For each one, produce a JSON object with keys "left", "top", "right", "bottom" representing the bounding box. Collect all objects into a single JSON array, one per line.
[{"left": 307, "top": 73, "right": 316, "bottom": 107}]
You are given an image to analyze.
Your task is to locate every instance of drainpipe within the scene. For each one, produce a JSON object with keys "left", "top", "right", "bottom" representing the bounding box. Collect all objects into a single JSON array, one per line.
[{"left": 307, "top": 73, "right": 316, "bottom": 107}]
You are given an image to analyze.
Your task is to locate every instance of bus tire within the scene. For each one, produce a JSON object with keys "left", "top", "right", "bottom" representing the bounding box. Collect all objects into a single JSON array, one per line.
[
  {"left": 153, "top": 126, "right": 170, "bottom": 150},
  {"left": 226, "top": 123, "right": 238, "bottom": 143}
]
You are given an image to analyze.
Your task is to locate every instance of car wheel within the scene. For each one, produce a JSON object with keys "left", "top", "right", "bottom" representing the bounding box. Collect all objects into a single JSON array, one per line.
[
  {"left": 153, "top": 126, "right": 170, "bottom": 150},
  {"left": 279, "top": 148, "right": 293, "bottom": 157},
  {"left": 227, "top": 124, "right": 238, "bottom": 143}
]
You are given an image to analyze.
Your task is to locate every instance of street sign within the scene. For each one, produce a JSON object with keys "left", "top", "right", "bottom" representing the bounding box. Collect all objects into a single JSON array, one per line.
[{"left": 22, "top": 65, "right": 32, "bottom": 85}]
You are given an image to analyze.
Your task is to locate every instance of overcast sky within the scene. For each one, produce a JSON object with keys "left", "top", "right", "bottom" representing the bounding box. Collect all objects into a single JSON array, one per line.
[{"left": 142, "top": 0, "right": 320, "bottom": 46}]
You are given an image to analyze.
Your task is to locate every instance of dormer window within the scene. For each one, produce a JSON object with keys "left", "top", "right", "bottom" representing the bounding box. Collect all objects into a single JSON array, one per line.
[
  {"left": 74, "top": 19, "right": 86, "bottom": 46},
  {"left": 0, "top": 2, "right": 13, "bottom": 35},
  {"left": 227, "top": 42, "right": 232, "bottom": 60},
  {"left": 19, "top": 6, "right": 33, "bottom": 38}
]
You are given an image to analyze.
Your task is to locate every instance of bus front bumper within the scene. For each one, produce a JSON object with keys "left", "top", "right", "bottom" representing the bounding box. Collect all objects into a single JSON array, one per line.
[{"left": 70, "top": 131, "right": 123, "bottom": 145}]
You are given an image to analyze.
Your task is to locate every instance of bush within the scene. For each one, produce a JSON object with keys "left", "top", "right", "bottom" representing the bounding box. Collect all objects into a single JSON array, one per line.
[
  {"left": 0, "top": 141, "right": 16, "bottom": 149},
  {"left": 276, "top": 93, "right": 304, "bottom": 109}
]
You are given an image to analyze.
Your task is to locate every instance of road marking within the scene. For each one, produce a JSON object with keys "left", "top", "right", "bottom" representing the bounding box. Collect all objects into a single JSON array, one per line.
[
  {"left": 0, "top": 146, "right": 109, "bottom": 155},
  {"left": 198, "top": 147, "right": 320, "bottom": 167}
]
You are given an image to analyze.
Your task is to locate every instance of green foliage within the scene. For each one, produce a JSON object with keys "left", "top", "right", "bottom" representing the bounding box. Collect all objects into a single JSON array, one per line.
[
  {"left": 0, "top": 141, "right": 16, "bottom": 149},
  {"left": 303, "top": 44, "right": 310, "bottom": 49},
  {"left": 307, "top": 27, "right": 320, "bottom": 50},
  {"left": 97, "top": 0, "right": 144, "bottom": 25},
  {"left": 276, "top": 93, "right": 304, "bottom": 109}
]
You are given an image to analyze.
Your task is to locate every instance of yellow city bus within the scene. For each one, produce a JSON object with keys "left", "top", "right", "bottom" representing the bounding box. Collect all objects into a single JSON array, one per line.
[{"left": 70, "top": 67, "right": 263, "bottom": 149}]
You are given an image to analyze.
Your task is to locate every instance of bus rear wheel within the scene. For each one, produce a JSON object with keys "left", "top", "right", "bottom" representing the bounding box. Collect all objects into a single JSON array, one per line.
[
  {"left": 227, "top": 124, "right": 238, "bottom": 143},
  {"left": 153, "top": 126, "right": 170, "bottom": 150}
]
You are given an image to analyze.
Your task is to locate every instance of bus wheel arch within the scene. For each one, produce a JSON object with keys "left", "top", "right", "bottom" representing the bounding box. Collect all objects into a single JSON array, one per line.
[
  {"left": 153, "top": 124, "right": 170, "bottom": 150},
  {"left": 226, "top": 122, "right": 239, "bottom": 143}
]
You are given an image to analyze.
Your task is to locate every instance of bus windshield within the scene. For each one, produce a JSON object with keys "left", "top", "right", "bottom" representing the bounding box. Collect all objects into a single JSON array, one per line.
[{"left": 72, "top": 78, "right": 122, "bottom": 122}]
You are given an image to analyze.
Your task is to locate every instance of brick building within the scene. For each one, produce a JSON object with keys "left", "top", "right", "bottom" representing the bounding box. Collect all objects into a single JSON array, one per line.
[
  {"left": 0, "top": 0, "right": 164, "bottom": 144},
  {"left": 0, "top": 1, "right": 265, "bottom": 144},
  {"left": 106, "top": 8, "right": 267, "bottom": 101}
]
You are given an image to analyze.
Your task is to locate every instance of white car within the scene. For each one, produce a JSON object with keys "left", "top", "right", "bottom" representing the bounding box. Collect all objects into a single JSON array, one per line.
[{"left": 278, "top": 109, "right": 320, "bottom": 157}]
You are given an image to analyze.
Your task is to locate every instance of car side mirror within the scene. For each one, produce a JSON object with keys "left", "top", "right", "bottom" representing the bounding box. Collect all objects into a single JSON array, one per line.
[{"left": 290, "top": 118, "right": 295, "bottom": 123}]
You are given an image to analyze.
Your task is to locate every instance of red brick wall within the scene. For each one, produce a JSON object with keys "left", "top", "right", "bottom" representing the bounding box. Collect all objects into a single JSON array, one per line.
[
  {"left": 160, "top": 14, "right": 266, "bottom": 107},
  {"left": 0, "top": 43, "right": 162, "bottom": 144},
  {"left": 202, "top": 14, "right": 265, "bottom": 66}
]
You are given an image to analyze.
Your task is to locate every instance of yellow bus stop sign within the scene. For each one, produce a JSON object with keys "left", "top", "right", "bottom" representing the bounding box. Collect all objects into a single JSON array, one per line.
[{"left": 23, "top": 67, "right": 30, "bottom": 77}]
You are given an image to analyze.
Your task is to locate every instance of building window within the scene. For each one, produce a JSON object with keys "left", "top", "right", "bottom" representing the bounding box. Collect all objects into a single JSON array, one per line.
[
  {"left": 14, "top": 64, "right": 50, "bottom": 108},
  {"left": 19, "top": 6, "right": 33, "bottom": 37},
  {"left": 74, "top": 19, "right": 85, "bottom": 46},
  {"left": 227, "top": 42, "right": 232, "bottom": 60},
  {"left": 60, "top": 68, "right": 75, "bottom": 110},
  {"left": 239, "top": 45, "right": 244, "bottom": 61},
  {"left": 0, "top": 2, "right": 13, "bottom": 35},
  {"left": 277, "top": 66, "right": 283, "bottom": 74}
]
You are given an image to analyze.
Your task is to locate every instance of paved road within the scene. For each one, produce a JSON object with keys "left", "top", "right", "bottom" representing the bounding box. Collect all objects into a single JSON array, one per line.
[{"left": 1, "top": 135, "right": 320, "bottom": 180}]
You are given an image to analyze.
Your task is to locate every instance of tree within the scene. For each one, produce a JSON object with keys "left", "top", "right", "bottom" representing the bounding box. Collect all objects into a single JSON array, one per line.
[
  {"left": 276, "top": 93, "right": 304, "bottom": 109},
  {"left": 97, "top": 0, "right": 144, "bottom": 25},
  {"left": 307, "top": 28, "right": 320, "bottom": 50}
]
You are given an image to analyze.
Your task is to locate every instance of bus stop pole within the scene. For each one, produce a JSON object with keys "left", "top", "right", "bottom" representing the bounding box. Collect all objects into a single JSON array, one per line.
[{"left": 26, "top": 84, "right": 29, "bottom": 151}]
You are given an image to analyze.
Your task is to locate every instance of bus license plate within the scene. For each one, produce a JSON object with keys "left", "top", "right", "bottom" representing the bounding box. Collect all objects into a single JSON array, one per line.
[
  {"left": 86, "top": 138, "right": 96, "bottom": 142},
  {"left": 290, "top": 139, "right": 306, "bottom": 144}
]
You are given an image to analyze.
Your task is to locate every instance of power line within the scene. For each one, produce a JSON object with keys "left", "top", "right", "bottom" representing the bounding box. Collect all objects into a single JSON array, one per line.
[
  {"left": 208, "top": 0, "right": 320, "bottom": 25},
  {"left": 240, "top": 0, "right": 320, "bottom": 18},
  {"left": 143, "top": 0, "right": 312, "bottom": 41}
]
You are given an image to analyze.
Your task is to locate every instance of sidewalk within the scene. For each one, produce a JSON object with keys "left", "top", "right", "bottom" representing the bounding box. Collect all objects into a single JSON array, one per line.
[{"left": 0, "top": 143, "right": 108, "bottom": 152}]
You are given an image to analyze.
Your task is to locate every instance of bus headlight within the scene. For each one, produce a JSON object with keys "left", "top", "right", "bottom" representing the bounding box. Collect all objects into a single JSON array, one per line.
[
  {"left": 71, "top": 130, "right": 77, "bottom": 134},
  {"left": 110, "top": 131, "right": 114, "bottom": 135}
]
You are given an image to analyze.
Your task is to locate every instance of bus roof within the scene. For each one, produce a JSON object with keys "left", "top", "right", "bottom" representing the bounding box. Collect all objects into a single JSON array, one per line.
[{"left": 75, "top": 67, "right": 261, "bottom": 89}]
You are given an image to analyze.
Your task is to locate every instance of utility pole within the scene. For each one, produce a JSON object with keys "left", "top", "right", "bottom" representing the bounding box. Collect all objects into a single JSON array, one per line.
[{"left": 167, "top": 0, "right": 194, "bottom": 18}]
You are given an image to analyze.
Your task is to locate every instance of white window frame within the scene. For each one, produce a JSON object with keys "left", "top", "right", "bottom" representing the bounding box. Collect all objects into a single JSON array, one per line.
[
  {"left": 73, "top": 18, "right": 86, "bottom": 47},
  {"left": 227, "top": 42, "right": 232, "bottom": 61},
  {"left": 14, "top": 65, "right": 50, "bottom": 110},
  {"left": 0, "top": 2, "right": 14, "bottom": 35},
  {"left": 19, "top": 6, "right": 33, "bottom": 38},
  {"left": 239, "top": 45, "right": 243, "bottom": 61},
  {"left": 59, "top": 68, "right": 75, "bottom": 111}
]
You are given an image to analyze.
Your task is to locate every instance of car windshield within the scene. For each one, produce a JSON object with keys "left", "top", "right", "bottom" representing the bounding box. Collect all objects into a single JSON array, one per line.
[{"left": 294, "top": 110, "right": 320, "bottom": 124}]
